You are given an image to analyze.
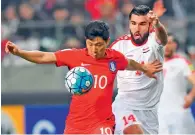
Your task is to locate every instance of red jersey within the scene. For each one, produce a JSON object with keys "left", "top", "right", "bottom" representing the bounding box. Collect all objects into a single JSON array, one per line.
[{"left": 54, "top": 48, "right": 128, "bottom": 132}]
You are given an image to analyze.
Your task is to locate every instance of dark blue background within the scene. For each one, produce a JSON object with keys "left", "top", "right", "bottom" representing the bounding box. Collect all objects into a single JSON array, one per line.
[{"left": 25, "top": 104, "right": 69, "bottom": 134}]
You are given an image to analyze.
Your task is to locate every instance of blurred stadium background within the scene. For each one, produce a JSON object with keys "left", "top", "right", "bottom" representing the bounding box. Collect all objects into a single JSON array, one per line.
[{"left": 1, "top": 0, "right": 195, "bottom": 134}]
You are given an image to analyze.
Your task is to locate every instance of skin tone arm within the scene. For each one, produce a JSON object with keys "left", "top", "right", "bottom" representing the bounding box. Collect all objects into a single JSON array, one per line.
[
  {"left": 5, "top": 41, "right": 56, "bottom": 64},
  {"left": 184, "top": 74, "right": 195, "bottom": 109},
  {"left": 126, "top": 59, "right": 162, "bottom": 79},
  {"left": 147, "top": 10, "right": 168, "bottom": 46}
]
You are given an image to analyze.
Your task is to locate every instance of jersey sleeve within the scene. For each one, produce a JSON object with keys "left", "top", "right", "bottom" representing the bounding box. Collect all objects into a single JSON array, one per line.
[
  {"left": 113, "top": 50, "right": 128, "bottom": 70},
  {"left": 109, "top": 40, "right": 121, "bottom": 51},
  {"left": 109, "top": 35, "right": 128, "bottom": 51},
  {"left": 54, "top": 49, "right": 78, "bottom": 67},
  {"left": 182, "top": 58, "right": 195, "bottom": 77}
]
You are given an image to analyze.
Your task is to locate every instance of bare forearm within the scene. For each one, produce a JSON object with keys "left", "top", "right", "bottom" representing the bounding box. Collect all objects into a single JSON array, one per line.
[
  {"left": 188, "top": 86, "right": 195, "bottom": 98},
  {"left": 187, "top": 75, "right": 195, "bottom": 98},
  {"left": 127, "top": 59, "right": 147, "bottom": 72},
  {"left": 17, "top": 50, "right": 54, "bottom": 64},
  {"left": 154, "top": 22, "right": 168, "bottom": 45}
]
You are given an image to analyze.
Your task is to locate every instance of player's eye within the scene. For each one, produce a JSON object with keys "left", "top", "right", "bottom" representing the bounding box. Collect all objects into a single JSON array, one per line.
[
  {"left": 97, "top": 44, "right": 103, "bottom": 46},
  {"left": 131, "top": 22, "right": 136, "bottom": 25},
  {"left": 140, "top": 22, "right": 146, "bottom": 25}
]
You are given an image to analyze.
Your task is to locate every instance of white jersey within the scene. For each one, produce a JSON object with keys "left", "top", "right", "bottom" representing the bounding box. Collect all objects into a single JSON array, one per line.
[
  {"left": 111, "top": 32, "right": 164, "bottom": 109},
  {"left": 159, "top": 55, "right": 195, "bottom": 113}
]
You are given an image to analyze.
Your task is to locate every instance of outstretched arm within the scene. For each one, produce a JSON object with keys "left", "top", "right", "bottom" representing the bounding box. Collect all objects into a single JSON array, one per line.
[
  {"left": 126, "top": 59, "right": 162, "bottom": 79},
  {"left": 5, "top": 41, "right": 57, "bottom": 64}
]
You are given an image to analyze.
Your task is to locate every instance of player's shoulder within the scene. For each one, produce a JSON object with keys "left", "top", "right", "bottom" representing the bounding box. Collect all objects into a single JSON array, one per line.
[
  {"left": 106, "top": 48, "right": 125, "bottom": 58},
  {"left": 109, "top": 34, "right": 131, "bottom": 48},
  {"left": 60, "top": 48, "right": 84, "bottom": 51},
  {"left": 60, "top": 48, "right": 86, "bottom": 53},
  {"left": 172, "top": 54, "right": 191, "bottom": 65}
]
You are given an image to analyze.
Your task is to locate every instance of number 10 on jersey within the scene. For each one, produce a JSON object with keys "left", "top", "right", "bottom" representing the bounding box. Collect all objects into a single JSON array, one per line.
[{"left": 94, "top": 75, "right": 108, "bottom": 89}]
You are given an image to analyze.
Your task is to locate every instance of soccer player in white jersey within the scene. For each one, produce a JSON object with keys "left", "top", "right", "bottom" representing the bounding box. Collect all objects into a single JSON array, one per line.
[
  {"left": 110, "top": 5, "right": 168, "bottom": 134},
  {"left": 158, "top": 34, "right": 195, "bottom": 134}
]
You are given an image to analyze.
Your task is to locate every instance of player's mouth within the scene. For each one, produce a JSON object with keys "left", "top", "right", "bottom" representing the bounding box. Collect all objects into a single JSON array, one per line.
[
  {"left": 92, "top": 53, "right": 98, "bottom": 58},
  {"left": 134, "top": 33, "right": 141, "bottom": 39}
]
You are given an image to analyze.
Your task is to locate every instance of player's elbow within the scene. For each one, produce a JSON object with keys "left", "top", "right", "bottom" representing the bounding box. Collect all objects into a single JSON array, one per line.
[
  {"left": 35, "top": 59, "right": 44, "bottom": 64},
  {"left": 161, "top": 38, "right": 168, "bottom": 46},
  {"left": 38, "top": 52, "right": 56, "bottom": 64}
]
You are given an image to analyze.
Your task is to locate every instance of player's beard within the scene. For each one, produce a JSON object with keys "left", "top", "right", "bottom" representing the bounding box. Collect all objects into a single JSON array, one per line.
[
  {"left": 130, "top": 30, "right": 149, "bottom": 45},
  {"left": 165, "top": 50, "right": 174, "bottom": 58}
]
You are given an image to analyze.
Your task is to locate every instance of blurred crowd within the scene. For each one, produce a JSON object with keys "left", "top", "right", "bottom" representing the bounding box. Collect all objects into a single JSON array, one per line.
[{"left": 1, "top": 0, "right": 195, "bottom": 66}]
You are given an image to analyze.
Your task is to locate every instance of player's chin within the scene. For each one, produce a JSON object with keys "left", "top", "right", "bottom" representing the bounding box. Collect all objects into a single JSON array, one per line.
[
  {"left": 164, "top": 52, "right": 172, "bottom": 58},
  {"left": 92, "top": 54, "right": 100, "bottom": 59},
  {"left": 133, "top": 38, "right": 144, "bottom": 44}
]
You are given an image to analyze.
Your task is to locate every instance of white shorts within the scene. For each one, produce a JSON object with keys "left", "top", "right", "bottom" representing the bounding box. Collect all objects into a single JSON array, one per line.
[
  {"left": 112, "top": 103, "right": 159, "bottom": 134},
  {"left": 158, "top": 109, "right": 195, "bottom": 134}
]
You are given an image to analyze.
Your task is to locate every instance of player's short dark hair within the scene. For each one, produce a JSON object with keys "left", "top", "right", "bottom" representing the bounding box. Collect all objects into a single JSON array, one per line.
[
  {"left": 85, "top": 20, "right": 110, "bottom": 41},
  {"left": 168, "top": 32, "right": 180, "bottom": 50},
  {"left": 129, "top": 5, "right": 151, "bottom": 20}
]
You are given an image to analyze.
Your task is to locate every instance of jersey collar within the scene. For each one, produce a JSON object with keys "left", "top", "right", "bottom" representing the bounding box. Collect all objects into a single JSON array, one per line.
[{"left": 84, "top": 48, "right": 112, "bottom": 59}]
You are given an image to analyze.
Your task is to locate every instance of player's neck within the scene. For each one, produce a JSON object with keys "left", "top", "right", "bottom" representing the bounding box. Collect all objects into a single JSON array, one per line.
[
  {"left": 97, "top": 53, "right": 107, "bottom": 59},
  {"left": 92, "top": 52, "right": 107, "bottom": 59},
  {"left": 165, "top": 54, "right": 175, "bottom": 61}
]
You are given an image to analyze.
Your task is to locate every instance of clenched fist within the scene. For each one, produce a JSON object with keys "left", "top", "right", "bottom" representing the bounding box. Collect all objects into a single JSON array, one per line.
[
  {"left": 5, "top": 41, "right": 20, "bottom": 55},
  {"left": 147, "top": 10, "right": 159, "bottom": 27}
]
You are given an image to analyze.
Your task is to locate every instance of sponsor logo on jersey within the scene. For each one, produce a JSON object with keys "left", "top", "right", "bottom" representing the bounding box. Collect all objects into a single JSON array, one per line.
[
  {"left": 81, "top": 63, "right": 91, "bottom": 66},
  {"left": 143, "top": 46, "right": 150, "bottom": 53},
  {"left": 109, "top": 61, "right": 116, "bottom": 72},
  {"left": 126, "top": 54, "right": 134, "bottom": 58}
]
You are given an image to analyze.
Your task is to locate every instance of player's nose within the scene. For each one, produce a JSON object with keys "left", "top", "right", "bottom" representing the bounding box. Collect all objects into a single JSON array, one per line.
[
  {"left": 92, "top": 46, "right": 98, "bottom": 52},
  {"left": 134, "top": 24, "right": 140, "bottom": 32}
]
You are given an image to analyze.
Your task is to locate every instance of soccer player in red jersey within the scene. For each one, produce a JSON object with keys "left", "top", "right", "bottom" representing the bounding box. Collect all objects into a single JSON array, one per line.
[{"left": 5, "top": 20, "right": 162, "bottom": 134}]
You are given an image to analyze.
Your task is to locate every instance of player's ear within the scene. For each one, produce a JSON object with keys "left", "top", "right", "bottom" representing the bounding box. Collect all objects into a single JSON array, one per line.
[
  {"left": 149, "top": 22, "right": 154, "bottom": 32},
  {"left": 86, "top": 39, "right": 90, "bottom": 45},
  {"left": 106, "top": 38, "right": 110, "bottom": 47}
]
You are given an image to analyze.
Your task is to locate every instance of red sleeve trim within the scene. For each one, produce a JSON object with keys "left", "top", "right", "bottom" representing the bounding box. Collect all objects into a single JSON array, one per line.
[
  {"left": 109, "top": 34, "right": 131, "bottom": 48},
  {"left": 54, "top": 51, "right": 62, "bottom": 67}
]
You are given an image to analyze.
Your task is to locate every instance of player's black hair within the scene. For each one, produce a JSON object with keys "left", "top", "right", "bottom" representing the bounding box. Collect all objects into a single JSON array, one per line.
[
  {"left": 129, "top": 5, "right": 151, "bottom": 20},
  {"left": 85, "top": 20, "right": 110, "bottom": 41},
  {"left": 168, "top": 32, "right": 180, "bottom": 50}
]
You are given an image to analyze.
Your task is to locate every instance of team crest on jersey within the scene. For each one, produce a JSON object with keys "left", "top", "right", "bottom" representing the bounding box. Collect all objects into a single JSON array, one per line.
[{"left": 109, "top": 61, "right": 116, "bottom": 72}]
